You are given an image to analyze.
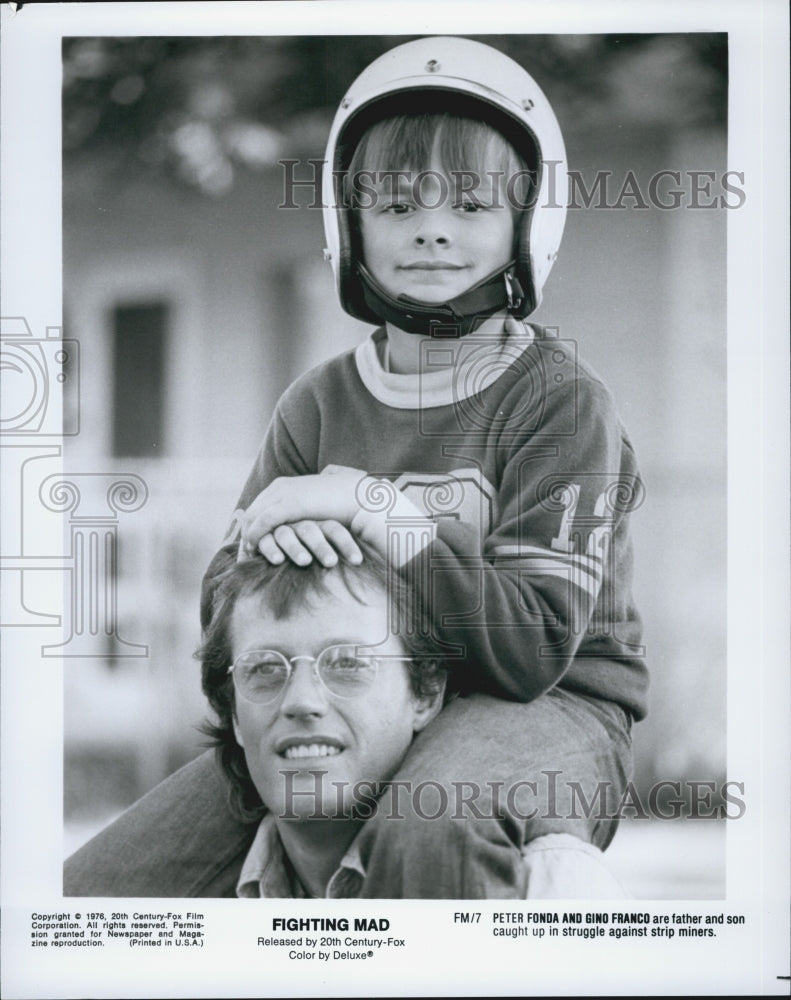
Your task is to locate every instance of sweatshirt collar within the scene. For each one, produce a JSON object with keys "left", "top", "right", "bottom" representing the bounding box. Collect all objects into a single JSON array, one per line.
[{"left": 354, "top": 322, "right": 535, "bottom": 410}]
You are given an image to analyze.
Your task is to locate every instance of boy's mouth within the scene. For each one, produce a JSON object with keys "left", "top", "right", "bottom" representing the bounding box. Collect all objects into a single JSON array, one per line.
[{"left": 400, "top": 261, "right": 465, "bottom": 270}]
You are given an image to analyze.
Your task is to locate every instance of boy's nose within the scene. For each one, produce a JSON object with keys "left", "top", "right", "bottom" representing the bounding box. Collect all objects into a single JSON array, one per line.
[
  {"left": 413, "top": 209, "right": 453, "bottom": 247},
  {"left": 415, "top": 231, "right": 450, "bottom": 247},
  {"left": 279, "top": 660, "right": 329, "bottom": 718}
]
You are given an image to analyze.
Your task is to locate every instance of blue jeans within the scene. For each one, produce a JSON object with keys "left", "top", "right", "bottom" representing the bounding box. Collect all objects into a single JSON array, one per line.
[
  {"left": 64, "top": 688, "right": 631, "bottom": 898},
  {"left": 354, "top": 687, "right": 633, "bottom": 898},
  {"left": 64, "top": 749, "right": 254, "bottom": 897}
]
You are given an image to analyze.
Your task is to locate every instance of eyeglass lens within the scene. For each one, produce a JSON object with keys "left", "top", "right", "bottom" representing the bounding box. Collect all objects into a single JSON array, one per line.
[{"left": 233, "top": 645, "right": 377, "bottom": 703}]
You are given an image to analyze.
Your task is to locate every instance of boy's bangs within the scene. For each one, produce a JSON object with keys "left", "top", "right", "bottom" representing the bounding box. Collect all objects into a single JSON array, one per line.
[{"left": 349, "top": 113, "right": 529, "bottom": 188}]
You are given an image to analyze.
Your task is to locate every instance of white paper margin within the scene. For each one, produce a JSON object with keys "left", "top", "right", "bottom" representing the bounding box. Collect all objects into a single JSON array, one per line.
[{"left": 1, "top": 2, "right": 789, "bottom": 997}]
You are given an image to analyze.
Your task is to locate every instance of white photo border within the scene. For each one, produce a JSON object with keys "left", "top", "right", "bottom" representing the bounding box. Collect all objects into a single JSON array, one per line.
[{"left": 1, "top": 2, "right": 788, "bottom": 997}]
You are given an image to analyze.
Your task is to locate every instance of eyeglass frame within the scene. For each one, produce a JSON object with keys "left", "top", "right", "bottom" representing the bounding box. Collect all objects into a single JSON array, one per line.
[{"left": 227, "top": 644, "right": 413, "bottom": 705}]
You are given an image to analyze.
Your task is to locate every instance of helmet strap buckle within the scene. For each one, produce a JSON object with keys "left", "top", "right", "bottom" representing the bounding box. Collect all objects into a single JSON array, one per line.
[
  {"left": 504, "top": 271, "right": 525, "bottom": 313},
  {"left": 357, "top": 260, "right": 523, "bottom": 339}
]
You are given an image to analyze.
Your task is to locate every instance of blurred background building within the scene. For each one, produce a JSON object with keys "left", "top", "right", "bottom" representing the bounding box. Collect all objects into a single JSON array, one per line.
[{"left": 61, "top": 34, "right": 728, "bottom": 896}]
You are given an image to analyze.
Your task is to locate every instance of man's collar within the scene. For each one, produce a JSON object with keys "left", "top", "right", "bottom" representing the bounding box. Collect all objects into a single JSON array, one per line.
[{"left": 236, "top": 813, "right": 365, "bottom": 898}]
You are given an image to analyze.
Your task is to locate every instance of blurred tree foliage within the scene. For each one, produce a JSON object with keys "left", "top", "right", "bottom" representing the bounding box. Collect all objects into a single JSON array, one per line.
[{"left": 63, "top": 34, "right": 727, "bottom": 196}]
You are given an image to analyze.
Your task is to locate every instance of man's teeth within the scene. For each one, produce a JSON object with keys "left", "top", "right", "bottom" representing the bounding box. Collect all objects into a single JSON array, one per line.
[{"left": 283, "top": 744, "right": 341, "bottom": 759}]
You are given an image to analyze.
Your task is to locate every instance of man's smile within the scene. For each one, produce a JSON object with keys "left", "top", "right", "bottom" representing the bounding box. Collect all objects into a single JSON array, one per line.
[{"left": 276, "top": 736, "right": 346, "bottom": 760}]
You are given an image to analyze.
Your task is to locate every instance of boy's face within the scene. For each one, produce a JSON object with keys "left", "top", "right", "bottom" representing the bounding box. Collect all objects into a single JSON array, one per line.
[
  {"left": 230, "top": 576, "right": 440, "bottom": 820},
  {"left": 358, "top": 156, "right": 515, "bottom": 305}
]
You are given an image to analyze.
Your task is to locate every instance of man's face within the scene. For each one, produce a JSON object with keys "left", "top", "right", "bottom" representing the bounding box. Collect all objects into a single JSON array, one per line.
[
  {"left": 231, "top": 576, "right": 439, "bottom": 820},
  {"left": 357, "top": 155, "right": 515, "bottom": 305}
]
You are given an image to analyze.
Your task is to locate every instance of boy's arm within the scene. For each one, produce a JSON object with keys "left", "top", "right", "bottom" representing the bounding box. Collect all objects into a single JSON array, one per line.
[
  {"left": 404, "top": 377, "right": 644, "bottom": 703},
  {"left": 201, "top": 399, "right": 377, "bottom": 628},
  {"left": 200, "top": 404, "right": 312, "bottom": 630}
]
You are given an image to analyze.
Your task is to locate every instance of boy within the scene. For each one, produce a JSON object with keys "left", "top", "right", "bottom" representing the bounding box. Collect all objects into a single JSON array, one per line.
[{"left": 204, "top": 36, "right": 646, "bottom": 898}]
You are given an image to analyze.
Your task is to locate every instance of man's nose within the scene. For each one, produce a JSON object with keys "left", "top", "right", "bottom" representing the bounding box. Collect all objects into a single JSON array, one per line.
[{"left": 279, "top": 660, "right": 329, "bottom": 718}]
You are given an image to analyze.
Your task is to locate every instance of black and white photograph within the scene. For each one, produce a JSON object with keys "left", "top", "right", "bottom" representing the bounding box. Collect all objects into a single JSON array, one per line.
[{"left": 0, "top": 2, "right": 788, "bottom": 997}]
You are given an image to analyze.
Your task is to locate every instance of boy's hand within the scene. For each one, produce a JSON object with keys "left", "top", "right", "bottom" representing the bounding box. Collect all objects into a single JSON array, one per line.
[
  {"left": 238, "top": 469, "right": 434, "bottom": 567},
  {"left": 255, "top": 466, "right": 366, "bottom": 565},
  {"left": 238, "top": 470, "right": 367, "bottom": 564},
  {"left": 256, "top": 519, "right": 363, "bottom": 568}
]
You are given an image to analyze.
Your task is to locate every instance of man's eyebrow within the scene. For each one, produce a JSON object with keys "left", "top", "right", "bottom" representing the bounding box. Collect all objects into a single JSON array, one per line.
[
  {"left": 323, "top": 637, "right": 408, "bottom": 658},
  {"left": 251, "top": 638, "right": 377, "bottom": 656},
  {"left": 322, "top": 637, "right": 376, "bottom": 650}
]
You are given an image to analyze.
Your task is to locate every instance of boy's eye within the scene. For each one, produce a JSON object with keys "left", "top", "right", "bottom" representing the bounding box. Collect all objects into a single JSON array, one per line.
[
  {"left": 455, "top": 199, "right": 483, "bottom": 213},
  {"left": 383, "top": 202, "right": 414, "bottom": 215}
]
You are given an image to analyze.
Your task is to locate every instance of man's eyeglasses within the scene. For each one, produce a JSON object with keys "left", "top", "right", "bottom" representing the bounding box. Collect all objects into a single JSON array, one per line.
[{"left": 228, "top": 645, "right": 409, "bottom": 705}]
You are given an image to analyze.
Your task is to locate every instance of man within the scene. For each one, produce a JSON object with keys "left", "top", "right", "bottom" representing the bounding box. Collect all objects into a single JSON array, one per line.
[
  {"left": 64, "top": 548, "right": 629, "bottom": 898},
  {"left": 200, "top": 549, "right": 446, "bottom": 897},
  {"left": 64, "top": 548, "right": 446, "bottom": 898}
]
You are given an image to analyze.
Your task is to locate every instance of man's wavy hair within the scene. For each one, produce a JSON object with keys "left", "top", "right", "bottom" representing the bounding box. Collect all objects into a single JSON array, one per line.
[{"left": 198, "top": 546, "right": 449, "bottom": 824}]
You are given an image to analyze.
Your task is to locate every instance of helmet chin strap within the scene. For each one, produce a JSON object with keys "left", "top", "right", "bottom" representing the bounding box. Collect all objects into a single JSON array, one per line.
[{"left": 358, "top": 261, "right": 524, "bottom": 338}]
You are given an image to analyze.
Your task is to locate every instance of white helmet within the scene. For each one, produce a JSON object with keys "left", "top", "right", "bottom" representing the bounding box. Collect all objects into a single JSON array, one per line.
[{"left": 322, "top": 36, "right": 568, "bottom": 328}]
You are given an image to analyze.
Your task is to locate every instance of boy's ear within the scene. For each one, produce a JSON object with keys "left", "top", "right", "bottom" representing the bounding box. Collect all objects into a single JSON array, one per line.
[{"left": 412, "top": 678, "right": 446, "bottom": 734}]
